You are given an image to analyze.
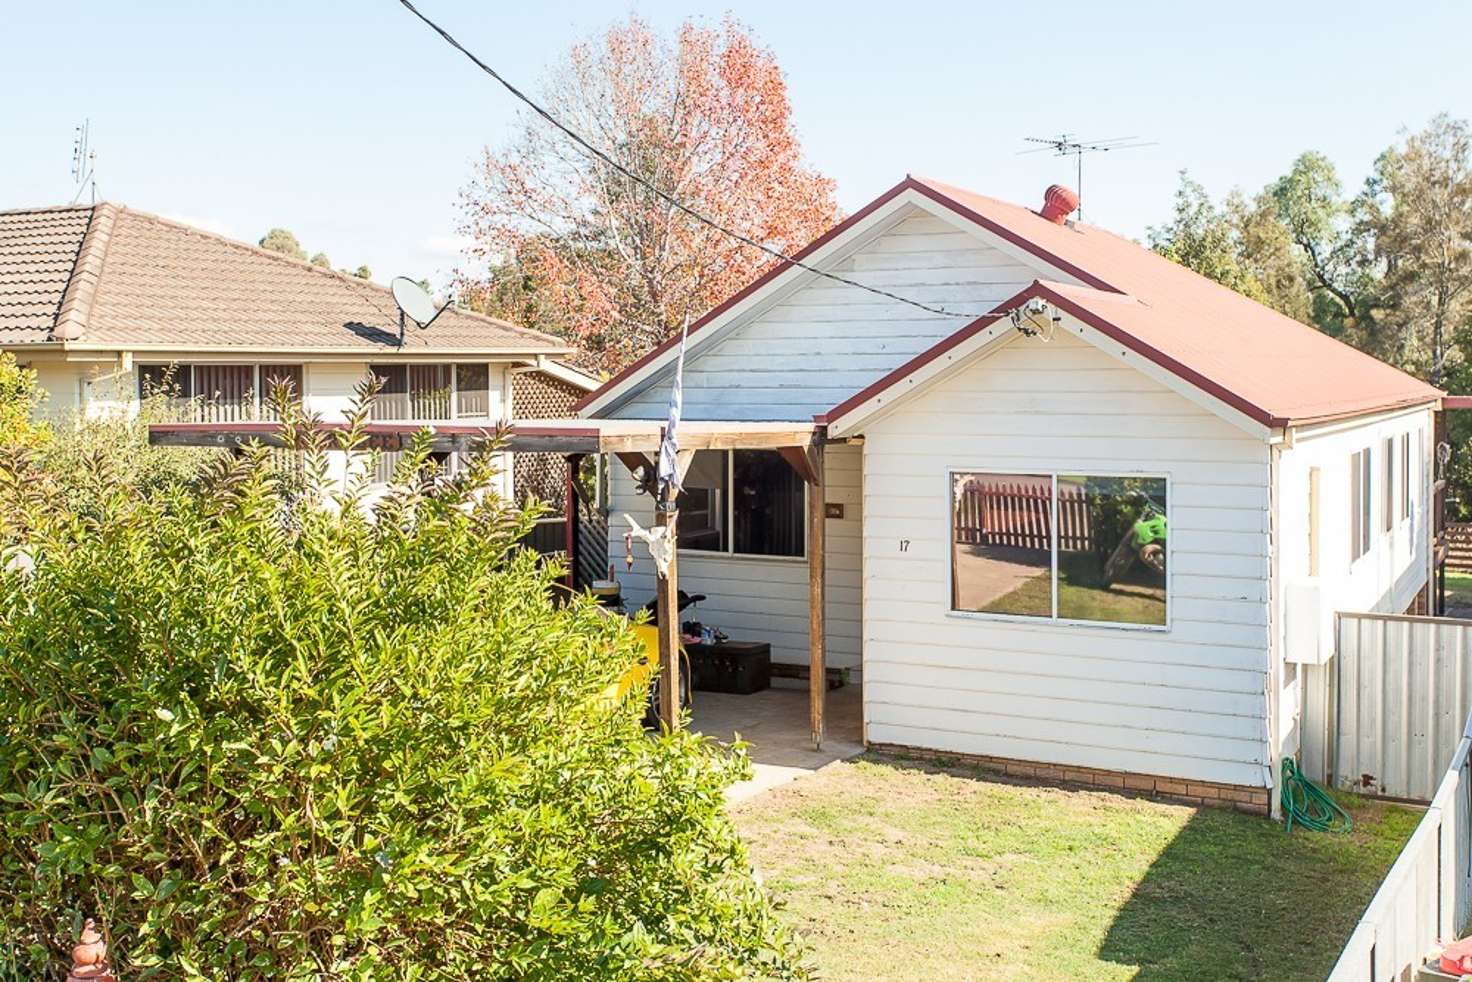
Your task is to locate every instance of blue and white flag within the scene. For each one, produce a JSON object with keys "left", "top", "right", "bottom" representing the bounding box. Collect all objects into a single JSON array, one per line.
[{"left": 656, "top": 314, "right": 690, "bottom": 497}]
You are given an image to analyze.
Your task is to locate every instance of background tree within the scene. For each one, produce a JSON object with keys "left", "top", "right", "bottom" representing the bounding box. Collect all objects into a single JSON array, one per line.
[
  {"left": 1147, "top": 174, "right": 1310, "bottom": 321},
  {"left": 1266, "top": 152, "right": 1374, "bottom": 337},
  {"left": 459, "top": 16, "right": 841, "bottom": 372},
  {"left": 309, "top": 250, "right": 331, "bottom": 268},
  {"left": 1361, "top": 114, "right": 1472, "bottom": 386},
  {"left": 257, "top": 227, "right": 307, "bottom": 260}
]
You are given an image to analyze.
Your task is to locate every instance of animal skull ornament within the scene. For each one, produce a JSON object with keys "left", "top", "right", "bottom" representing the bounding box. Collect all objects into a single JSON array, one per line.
[{"left": 624, "top": 514, "right": 674, "bottom": 578}]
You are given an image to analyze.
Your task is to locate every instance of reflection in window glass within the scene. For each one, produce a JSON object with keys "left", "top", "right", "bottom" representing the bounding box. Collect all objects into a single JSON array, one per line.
[
  {"left": 676, "top": 450, "right": 726, "bottom": 552},
  {"left": 951, "top": 473, "right": 1053, "bottom": 617},
  {"left": 733, "top": 450, "right": 805, "bottom": 557},
  {"left": 1057, "top": 475, "right": 1168, "bottom": 626}
]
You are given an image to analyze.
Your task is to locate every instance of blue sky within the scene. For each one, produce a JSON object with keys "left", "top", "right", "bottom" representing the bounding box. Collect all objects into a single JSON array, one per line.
[{"left": 5, "top": 1, "right": 1470, "bottom": 290}]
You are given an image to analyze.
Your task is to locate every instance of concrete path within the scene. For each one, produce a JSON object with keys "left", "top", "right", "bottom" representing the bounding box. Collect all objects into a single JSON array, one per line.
[{"left": 690, "top": 684, "right": 865, "bottom": 804}]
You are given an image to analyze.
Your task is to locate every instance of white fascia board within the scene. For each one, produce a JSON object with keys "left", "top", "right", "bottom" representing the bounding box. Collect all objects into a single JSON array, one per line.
[
  {"left": 55, "top": 344, "right": 568, "bottom": 362},
  {"left": 535, "top": 359, "right": 602, "bottom": 392},
  {"left": 1057, "top": 313, "right": 1273, "bottom": 440},
  {"left": 827, "top": 322, "right": 1020, "bottom": 438}
]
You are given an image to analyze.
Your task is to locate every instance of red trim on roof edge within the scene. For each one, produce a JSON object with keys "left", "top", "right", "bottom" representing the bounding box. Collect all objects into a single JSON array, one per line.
[
  {"left": 823, "top": 284, "right": 1440, "bottom": 429},
  {"left": 572, "top": 178, "right": 920, "bottom": 413},
  {"left": 574, "top": 176, "right": 1129, "bottom": 415},
  {"left": 820, "top": 282, "right": 1279, "bottom": 431},
  {"left": 816, "top": 285, "right": 1041, "bottom": 425},
  {"left": 904, "top": 181, "right": 1116, "bottom": 293},
  {"left": 1443, "top": 396, "right": 1472, "bottom": 411}
]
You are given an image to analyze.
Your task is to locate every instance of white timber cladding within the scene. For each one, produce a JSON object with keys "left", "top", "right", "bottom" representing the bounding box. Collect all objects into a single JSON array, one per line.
[
  {"left": 860, "top": 329, "right": 1273, "bottom": 788},
  {"left": 1279, "top": 405, "right": 1434, "bottom": 774},
  {"left": 606, "top": 442, "right": 863, "bottom": 672},
  {"left": 603, "top": 206, "right": 1043, "bottom": 421},
  {"left": 1277, "top": 405, "right": 1434, "bottom": 639}
]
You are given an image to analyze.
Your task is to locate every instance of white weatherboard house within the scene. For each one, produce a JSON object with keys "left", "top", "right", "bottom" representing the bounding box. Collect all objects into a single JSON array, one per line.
[
  {"left": 0, "top": 202, "right": 595, "bottom": 496},
  {"left": 578, "top": 177, "right": 1444, "bottom": 815}
]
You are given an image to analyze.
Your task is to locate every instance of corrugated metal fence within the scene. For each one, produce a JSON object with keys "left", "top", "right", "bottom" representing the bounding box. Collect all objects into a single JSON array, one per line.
[
  {"left": 1306, "top": 612, "right": 1472, "bottom": 801},
  {"left": 1325, "top": 710, "right": 1472, "bottom": 980}
]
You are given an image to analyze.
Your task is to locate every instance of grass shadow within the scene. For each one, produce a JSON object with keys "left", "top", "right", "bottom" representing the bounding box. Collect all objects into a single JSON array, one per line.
[
  {"left": 736, "top": 751, "right": 1419, "bottom": 982},
  {"left": 1095, "top": 789, "right": 1417, "bottom": 981}
]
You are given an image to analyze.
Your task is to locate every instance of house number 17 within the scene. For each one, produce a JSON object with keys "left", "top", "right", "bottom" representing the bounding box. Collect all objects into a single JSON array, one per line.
[{"left": 898, "top": 539, "right": 911, "bottom": 552}]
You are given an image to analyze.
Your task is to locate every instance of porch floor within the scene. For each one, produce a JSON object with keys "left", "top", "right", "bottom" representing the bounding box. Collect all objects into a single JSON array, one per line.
[{"left": 690, "top": 683, "right": 865, "bottom": 804}]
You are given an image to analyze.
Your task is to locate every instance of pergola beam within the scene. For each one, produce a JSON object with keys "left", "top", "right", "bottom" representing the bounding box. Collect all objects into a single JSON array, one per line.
[{"left": 147, "top": 420, "right": 818, "bottom": 457}]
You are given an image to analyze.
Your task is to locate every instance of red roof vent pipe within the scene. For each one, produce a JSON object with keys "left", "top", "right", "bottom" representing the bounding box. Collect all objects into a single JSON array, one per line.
[{"left": 1039, "top": 185, "right": 1080, "bottom": 225}]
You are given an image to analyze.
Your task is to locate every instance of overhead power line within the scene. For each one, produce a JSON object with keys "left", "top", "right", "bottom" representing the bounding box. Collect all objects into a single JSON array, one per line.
[{"left": 396, "top": 0, "right": 1003, "bottom": 321}]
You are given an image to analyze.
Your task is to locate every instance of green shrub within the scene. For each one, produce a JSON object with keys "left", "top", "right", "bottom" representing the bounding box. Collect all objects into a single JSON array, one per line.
[
  {"left": 0, "top": 352, "right": 50, "bottom": 452},
  {"left": 0, "top": 386, "right": 803, "bottom": 980},
  {"left": 35, "top": 379, "right": 218, "bottom": 518}
]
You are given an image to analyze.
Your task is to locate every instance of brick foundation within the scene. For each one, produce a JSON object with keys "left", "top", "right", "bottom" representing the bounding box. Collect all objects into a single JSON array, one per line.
[{"left": 869, "top": 743, "right": 1272, "bottom": 816}]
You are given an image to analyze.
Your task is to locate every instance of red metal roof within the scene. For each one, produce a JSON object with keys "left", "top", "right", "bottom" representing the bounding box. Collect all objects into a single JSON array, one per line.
[{"left": 581, "top": 176, "right": 1443, "bottom": 427}]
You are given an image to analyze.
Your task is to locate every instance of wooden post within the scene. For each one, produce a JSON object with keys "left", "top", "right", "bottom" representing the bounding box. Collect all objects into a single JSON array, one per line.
[
  {"left": 808, "top": 440, "right": 826, "bottom": 750},
  {"left": 655, "top": 484, "right": 681, "bottom": 731},
  {"left": 564, "top": 454, "right": 582, "bottom": 590}
]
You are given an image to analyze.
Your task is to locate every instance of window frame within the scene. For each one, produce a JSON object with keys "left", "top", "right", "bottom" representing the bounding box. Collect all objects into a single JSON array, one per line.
[
  {"left": 1350, "top": 447, "right": 1372, "bottom": 564},
  {"left": 1401, "top": 432, "right": 1412, "bottom": 522},
  {"left": 674, "top": 449, "right": 808, "bottom": 562},
  {"left": 945, "top": 467, "right": 1172, "bottom": 633},
  {"left": 1382, "top": 436, "right": 1395, "bottom": 534},
  {"left": 138, "top": 362, "right": 304, "bottom": 420}
]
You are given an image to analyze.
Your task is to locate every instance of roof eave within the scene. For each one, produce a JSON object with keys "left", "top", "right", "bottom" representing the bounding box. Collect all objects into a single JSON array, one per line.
[
  {"left": 1281, "top": 396, "right": 1443, "bottom": 429},
  {"left": 11, "top": 340, "right": 573, "bottom": 358}
]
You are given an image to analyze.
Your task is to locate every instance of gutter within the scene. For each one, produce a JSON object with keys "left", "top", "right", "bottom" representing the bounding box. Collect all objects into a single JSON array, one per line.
[{"left": 4, "top": 341, "right": 573, "bottom": 359}]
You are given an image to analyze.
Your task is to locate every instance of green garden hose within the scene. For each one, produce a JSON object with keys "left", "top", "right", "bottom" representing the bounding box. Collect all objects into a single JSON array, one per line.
[{"left": 1280, "top": 758, "right": 1353, "bottom": 834}]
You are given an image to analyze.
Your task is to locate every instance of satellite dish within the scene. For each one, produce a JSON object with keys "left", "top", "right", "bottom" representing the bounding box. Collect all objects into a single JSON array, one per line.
[{"left": 389, "top": 276, "right": 450, "bottom": 346}]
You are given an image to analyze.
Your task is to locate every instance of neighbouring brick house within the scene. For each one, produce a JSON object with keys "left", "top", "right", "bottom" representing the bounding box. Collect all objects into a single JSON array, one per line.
[{"left": 0, "top": 201, "right": 596, "bottom": 502}]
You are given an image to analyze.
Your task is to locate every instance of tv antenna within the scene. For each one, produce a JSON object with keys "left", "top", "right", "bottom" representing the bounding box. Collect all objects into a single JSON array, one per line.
[
  {"left": 1019, "top": 134, "right": 1155, "bottom": 222},
  {"left": 70, "top": 119, "right": 97, "bottom": 205},
  {"left": 389, "top": 276, "right": 451, "bottom": 347}
]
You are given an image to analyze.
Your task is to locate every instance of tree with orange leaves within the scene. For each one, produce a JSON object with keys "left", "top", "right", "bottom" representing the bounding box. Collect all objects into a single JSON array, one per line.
[{"left": 459, "top": 17, "right": 841, "bottom": 373}]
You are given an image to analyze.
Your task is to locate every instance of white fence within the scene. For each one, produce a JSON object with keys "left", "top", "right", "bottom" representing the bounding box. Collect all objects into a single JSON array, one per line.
[
  {"left": 1325, "top": 713, "right": 1472, "bottom": 980},
  {"left": 1304, "top": 613, "right": 1472, "bottom": 801}
]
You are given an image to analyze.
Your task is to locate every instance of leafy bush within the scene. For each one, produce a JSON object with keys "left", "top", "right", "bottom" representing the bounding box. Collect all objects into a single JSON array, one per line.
[
  {"left": 0, "top": 387, "right": 803, "bottom": 980},
  {"left": 35, "top": 378, "right": 218, "bottom": 517},
  {"left": 0, "top": 352, "right": 50, "bottom": 452}
]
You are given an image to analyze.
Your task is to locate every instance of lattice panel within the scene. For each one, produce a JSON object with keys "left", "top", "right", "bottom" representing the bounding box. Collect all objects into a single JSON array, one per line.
[{"left": 512, "top": 371, "right": 585, "bottom": 508}]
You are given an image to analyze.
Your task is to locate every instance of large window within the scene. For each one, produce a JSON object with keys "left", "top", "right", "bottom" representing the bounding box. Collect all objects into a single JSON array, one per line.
[
  {"left": 676, "top": 450, "right": 805, "bottom": 558},
  {"left": 951, "top": 471, "right": 1168, "bottom": 628},
  {"left": 368, "top": 363, "right": 496, "bottom": 421},
  {"left": 139, "top": 363, "right": 302, "bottom": 421}
]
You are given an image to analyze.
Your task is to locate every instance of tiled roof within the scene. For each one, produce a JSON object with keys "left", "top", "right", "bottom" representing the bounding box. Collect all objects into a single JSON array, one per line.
[
  {"left": 0, "top": 205, "right": 93, "bottom": 343},
  {"left": 0, "top": 203, "right": 568, "bottom": 355}
]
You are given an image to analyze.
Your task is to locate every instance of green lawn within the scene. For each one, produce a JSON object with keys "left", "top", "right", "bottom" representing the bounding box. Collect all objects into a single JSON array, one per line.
[
  {"left": 1446, "top": 571, "right": 1472, "bottom": 610},
  {"left": 983, "top": 551, "right": 1166, "bottom": 625},
  {"left": 733, "top": 755, "right": 1417, "bottom": 981}
]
